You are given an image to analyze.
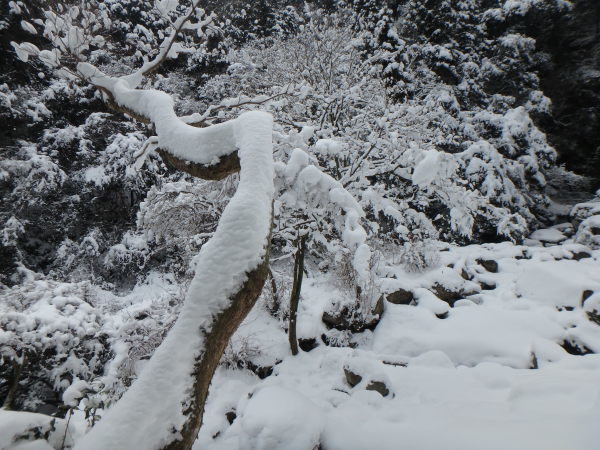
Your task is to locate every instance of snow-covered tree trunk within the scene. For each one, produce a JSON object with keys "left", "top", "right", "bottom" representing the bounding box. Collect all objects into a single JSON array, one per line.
[
  {"left": 70, "top": 65, "right": 274, "bottom": 450},
  {"left": 8, "top": 0, "right": 290, "bottom": 442}
]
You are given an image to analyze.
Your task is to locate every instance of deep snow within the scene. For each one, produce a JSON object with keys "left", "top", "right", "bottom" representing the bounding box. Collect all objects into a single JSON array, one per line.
[{"left": 187, "top": 234, "right": 600, "bottom": 450}]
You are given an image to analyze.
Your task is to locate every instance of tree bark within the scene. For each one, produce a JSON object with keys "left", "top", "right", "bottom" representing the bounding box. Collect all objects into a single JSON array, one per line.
[
  {"left": 2, "top": 356, "right": 25, "bottom": 410},
  {"left": 163, "top": 243, "right": 271, "bottom": 450},
  {"left": 288, "top": 235, "right": 307, "bottom": 356},
  {"left": 157, "top": 149, "right": 240, "bottom": 181}
]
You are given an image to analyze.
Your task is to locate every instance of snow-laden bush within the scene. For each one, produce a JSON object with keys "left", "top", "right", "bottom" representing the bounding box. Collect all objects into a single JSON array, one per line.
[
  {"left": 0, "top": 270, "right": 109, "bottom": 413},
  {"left": 136, "top": 178, "right": 234, "bottom": 274},
  {"left": 399, "top": 238, "right": 441, "bottom": 273},
  {"left": 572, "top": 191, "right": 600, "bottom": 249},
  {"left": 197, "top": 8, "right": 557, "bottom": 244}
]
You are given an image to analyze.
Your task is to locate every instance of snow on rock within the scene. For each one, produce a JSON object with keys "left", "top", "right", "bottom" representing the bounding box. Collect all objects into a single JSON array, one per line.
[
  {"left": 0, "top": 410, "right": 74, "bottom": 449},
  {"left": 529, "top": 227, "right": 566, "bottom": 243},
  {"left": 516, "top": 259, "right": 600, "bottom": 308},
  {"left": 570, "top": 198, "right": 600, "bottom": 226},
  {"left": 236, "top": 386, "right": 324, "bottom": 450},
  {"left": 409, "top": 350, "right": 454, "bottom": 368},
  {"left": 191, "top": 240, "right": 600, "bottom": 450},
  {"left": 412, "top": 288, "right": 449, "bottom": 316},
  {"left": 575, "top": 214, "right": 600, "bottom": 249}
]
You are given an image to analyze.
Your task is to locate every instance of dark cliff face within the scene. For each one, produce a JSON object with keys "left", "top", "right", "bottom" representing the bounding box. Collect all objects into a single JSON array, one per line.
[{"left": 534, "top": 0, "right": 600, "bottom": 183}]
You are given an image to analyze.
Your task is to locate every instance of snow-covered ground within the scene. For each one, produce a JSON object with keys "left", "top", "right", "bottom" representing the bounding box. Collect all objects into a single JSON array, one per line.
[
  {"left": 195, "top": 234, "right": 600, "bottom": 450},
  {"left": 2, "top": 228, "right": 599, "bottom": 450}
]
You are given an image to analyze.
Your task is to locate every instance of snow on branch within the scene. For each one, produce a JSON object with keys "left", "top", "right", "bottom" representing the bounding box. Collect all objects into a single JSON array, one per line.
[
  {"left": 24, "top": 5, "right": 279, "bottom": 448},
  {"left": 75, "top": 110, "right": 274, "bottom": 450},
  {"left": 276, "top": 148, "right": 372, "bottom": 282}
]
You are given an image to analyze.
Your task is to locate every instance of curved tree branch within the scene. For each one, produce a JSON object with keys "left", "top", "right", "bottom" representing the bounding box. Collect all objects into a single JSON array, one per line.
[
  {"left": 18, "top": 4, "right": 275, "bottom": 449},
  {"left": 157, "top": 149, "right": 240, "bottom": 180},
  {"left": 72, "top": 27, "right": 274, "bottom": 450}
]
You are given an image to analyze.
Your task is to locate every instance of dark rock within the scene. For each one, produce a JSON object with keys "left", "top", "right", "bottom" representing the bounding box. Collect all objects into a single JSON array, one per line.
[
  {"left": 344, "top": 368, "right": 362, "bottom": 387},
  {"left": 479, "top": 281, "right": 496, "bottom": 291},
  {"left": 561, "top": 339, "right": 594, "bottom": 355},
  {"left": 372, "top": 295, "right": 384, "bottom": 318},
  {"left": 436, "top": 312, "right": 449, "bottom": 320},
  {"left": 515, "top": 251, "right": 530, "bottom": 260},
  {"left": 225, "top": 410, "right": 236, "bottom": 424},
  {"left": 529, "top": 352, "right": 538, "bottom": 369},
  {"left": 298, "top": 338, "right": 318, "bottom": 352},
  {"left": 460, "top": 268, "right": 473, "bottom": 281},
  {"left": 386, "top": 288, "right": 414, "bottom": 305},
  {"left": 245, "top": 361, "right": 274, "bottom": 379},
  {"left": 587, "top": 311, "right": 600, "bottom": 326},
  {"left": 322, "top": 311, "right": 342, "bottom": 328},
  {"left": 572, "top": 251, "right": 591, "bottom": 261},
  {"left": 366, "top": 380, "right": 390, "bottom": 397},
  {"left": 322, "top": 296, "right": 384, "bottom": 333},
  {"left": 430, "top": 284, "right": 478, "bottom": 307},
  {"left": 591, "top": 227, "right": 600, "bottom": 236},
  {"left": 477, "top": 259, "right": 499, "bottom": 273},
  {"left": 581, "top": 290, "right": 594, "bottom": 306},
  {"left": 33, "top": 403, "right": 60, "bottom": 416},
  {"left": 382, "top": 360, "right": 407, "bottom": 367}
]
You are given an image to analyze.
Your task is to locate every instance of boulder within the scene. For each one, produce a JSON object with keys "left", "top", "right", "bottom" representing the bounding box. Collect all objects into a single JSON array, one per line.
[
  {"left": 385, "top": 288, "right": 414, "bottom": 305},
  {"left": 430, "top": 283, "right": 478, "bottom": 307},
  {"left": 581, "top": 290, "right": 594, "bottom": 306},
  {"left": 477, "top": 258, "right": 498, "bottom": 273},
  {"left": 529, "top": 228, "right": 567, "bottom": 244},
  {"left": 561, "top": 339, "right": 593, "bottom": 355},
  {"left": 298, "top": 338, "right": 319, "bottom": 352},
  {"left": 322, "top": 295, "right": 384, "bottom": 333},
  {"left": 479, "top": 280, "right": 496, "bottom": 291},
  {"left": 344, "top": 367, "right": 363, "bottom": 387},
  {"left": 460, "top": 268, "right": 473, "bottom": 281},
  {"left": 572, "top": 251, "right": 592, "bottom": 260},
  {"left": 366, "top": 380, "right": 390, "bottom": 397},
  {"left": 225, "top": 410, "right": 237, "bottom": 424}
]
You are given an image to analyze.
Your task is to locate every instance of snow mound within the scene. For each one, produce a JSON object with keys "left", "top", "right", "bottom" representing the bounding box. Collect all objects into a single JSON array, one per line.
[{"left": 237, "top": 386, "right": 324, "bottom": 450}]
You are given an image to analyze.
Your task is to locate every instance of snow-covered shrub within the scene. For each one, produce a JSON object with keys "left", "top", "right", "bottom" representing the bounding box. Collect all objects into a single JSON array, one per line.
[
  {"left": 322, "top": 250, "right": 383, "bottom": 333},
  {"left": 195, "top": 6, "right": 558, "bottom": 245},
  {"left": 262, "top": 269, "right": 291, "bottom": 322},
  {"left": 0, "top": 272, "right": 109, "bottom": 413},
  {"left": 137, "top": 179, "right": 230, "bottom": 267},
  {"left": 400, "top": 238, "right": 441, "bottom": 273},
  {"left": 0, "top": 409, "right": 74, "bottom": 449},
  {"left": 572, "top": 192, "right": 600, "bottom": 249},
  {"left": 111, "top": 302, "right": 175, "bottom": 386},
  {"left": 220, "top": 335, "right": 262, "bottom": 372}
]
